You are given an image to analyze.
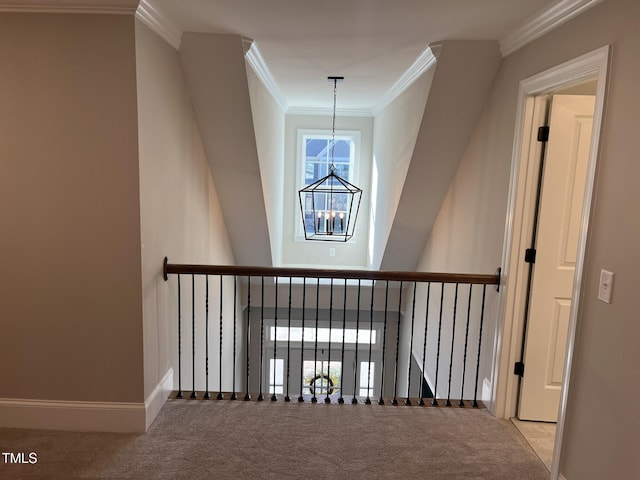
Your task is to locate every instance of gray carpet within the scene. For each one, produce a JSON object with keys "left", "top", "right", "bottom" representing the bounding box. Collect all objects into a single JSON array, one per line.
[{"left": 0, "top": 398, "right": 549, "bottom": 479}]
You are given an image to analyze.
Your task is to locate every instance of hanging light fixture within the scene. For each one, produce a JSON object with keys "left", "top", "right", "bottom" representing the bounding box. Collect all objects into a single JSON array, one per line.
[{"left": 298, "top": 76, "right": 362, "bottom": 242}]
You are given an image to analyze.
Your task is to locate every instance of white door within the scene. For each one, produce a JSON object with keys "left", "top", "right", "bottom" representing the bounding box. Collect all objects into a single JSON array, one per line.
[{"left": 519, "top": 95, "right": 595, "bottom": 422}]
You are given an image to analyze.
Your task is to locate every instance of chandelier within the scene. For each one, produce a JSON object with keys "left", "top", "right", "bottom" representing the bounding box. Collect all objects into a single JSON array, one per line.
[{"left": 298, "top": 76, "right": 362, "bottom": 242}]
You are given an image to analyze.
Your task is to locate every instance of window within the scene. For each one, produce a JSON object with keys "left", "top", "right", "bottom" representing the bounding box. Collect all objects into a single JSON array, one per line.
[
  {"left": 297, "top": 130, "right": 360, "bottom": 237},
  {"left": 269, "top": 358, "right": 284, "bottom": 394},
  {"left": 270, "top": 326, "right": 376, "bottom": 344},
  {"left": 359, "top": 362, "right": 375, "bottom": 397}
]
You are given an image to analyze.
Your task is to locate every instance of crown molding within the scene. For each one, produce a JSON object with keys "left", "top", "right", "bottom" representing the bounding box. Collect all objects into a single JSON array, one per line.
[
  {"left": 135, "top": 0, "right": 181, "bottom": 50},
  {"left": 500, "top": 0, "right": 605, "bottom": 57},
  {"left": 241, "top": 36, "right": 254, "bottom": 54},
  {"left": 0, "top": 0, "right": 138, "bottom": 14},
  {"left": 287, "top": 106, "right": 373, "bottom": 118},
  {"left": 288, "top": 41, "right": 440, "bottom": 118},
  {"left": 371, "top": 43, "right": 439, "bottom": 116},
  {"left": 245, "top": 41, "right": 289, "bottom": 113}
]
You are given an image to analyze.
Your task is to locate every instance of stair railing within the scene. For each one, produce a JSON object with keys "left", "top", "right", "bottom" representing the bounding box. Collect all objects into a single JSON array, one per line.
[{"left": 163, "top": 257, "right": 500, "bottom": 407}]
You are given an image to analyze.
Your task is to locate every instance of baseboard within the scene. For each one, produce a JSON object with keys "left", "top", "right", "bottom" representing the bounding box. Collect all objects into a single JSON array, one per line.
[
  {"left": 144, "top": 368, "right": 173, "bottom": 430},
  {"left": 0, "top": 368, "right": 173, "bottom": 433},
  {"left": 0, "top": 397, "right": 145, "bottom": 433}
]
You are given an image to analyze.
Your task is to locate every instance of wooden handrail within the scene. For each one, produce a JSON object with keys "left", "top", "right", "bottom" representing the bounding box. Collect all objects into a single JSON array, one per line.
[{"left": 163, "top": 257, "right": 501, "bottom": 287}]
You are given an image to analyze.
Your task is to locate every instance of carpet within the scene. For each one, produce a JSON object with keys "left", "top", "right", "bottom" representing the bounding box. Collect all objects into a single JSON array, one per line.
[{"left": 0, "top": 398, "right": 550, "bottom": 479}]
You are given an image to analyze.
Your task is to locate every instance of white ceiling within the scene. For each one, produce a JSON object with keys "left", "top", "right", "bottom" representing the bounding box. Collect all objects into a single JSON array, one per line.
[{"left": 150, "top": 0, "right": 554, "bottom": 112}]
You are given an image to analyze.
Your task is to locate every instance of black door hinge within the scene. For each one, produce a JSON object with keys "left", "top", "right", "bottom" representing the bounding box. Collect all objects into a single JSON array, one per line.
[
  {"left": 524, "top": 248, "right": 537, "bottom": 264},
  {"left": 537, "top": 126, "right": 550, "bottom": 142},
  {"left": 514, "top": 362, "right": 525, "bottom": 377}
]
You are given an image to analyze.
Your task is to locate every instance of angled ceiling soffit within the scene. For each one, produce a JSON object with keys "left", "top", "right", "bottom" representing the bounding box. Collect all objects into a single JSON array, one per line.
[
  {"left": 379, "top": 40, "right": 502, "bottom": 271},
  {"left": 179, "top": 32, "right": 272, "bottom": 266}
]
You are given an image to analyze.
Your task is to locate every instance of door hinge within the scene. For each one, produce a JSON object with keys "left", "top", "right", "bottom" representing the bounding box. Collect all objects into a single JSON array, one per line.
[
  {"left": 537, "top": 126, "right": 550, "bottom": 142},
  {"left": 524, "top": 248, "right": 537, "bottom": 264},
  {"left": 514, "top": 362, "right": 525, "bottom": 377}
]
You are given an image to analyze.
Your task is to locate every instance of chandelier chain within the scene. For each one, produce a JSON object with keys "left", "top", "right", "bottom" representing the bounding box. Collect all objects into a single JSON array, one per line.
[{"left": 330, "top": 78, "right": 337, "bottom": 173}]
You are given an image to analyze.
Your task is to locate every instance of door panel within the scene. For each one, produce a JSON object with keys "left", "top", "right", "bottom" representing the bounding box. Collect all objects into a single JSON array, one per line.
[
  {"left": 519, "top": 95, "right": 595, "bottom": 422},
  {"left": 548, "top": 299, "right": 571, "bottom": 386}
]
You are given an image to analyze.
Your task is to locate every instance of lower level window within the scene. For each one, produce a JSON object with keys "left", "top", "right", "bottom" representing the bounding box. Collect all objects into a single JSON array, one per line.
[
  {"left": 269, "top": 358, "right": 284, "bottom": 394},
  {"left": 359, "top": 362, "right": 375, "bottom": 397}
]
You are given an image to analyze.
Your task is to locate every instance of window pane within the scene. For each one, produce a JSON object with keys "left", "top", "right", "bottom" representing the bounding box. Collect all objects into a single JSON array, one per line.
[
  {"left": 303, "top": 135, "right": 354, "bottom": 186},
  {"left": 306, "top": 138, "right": 329, "bottom": 158},
  {"left": 359, "top": 362, "right": 375, "bottom": 397},
  {"left": 269, "top": 358, "right": 284, "bottom": 394},
  {"left": 270, "top": 326, "right": 375, "bottom": 344},
  {"left": 303, "top": 360, "right": 341, "bottom": 395},
  {"left": 332, "top": 140, "right": 352, "bottom": 158}
]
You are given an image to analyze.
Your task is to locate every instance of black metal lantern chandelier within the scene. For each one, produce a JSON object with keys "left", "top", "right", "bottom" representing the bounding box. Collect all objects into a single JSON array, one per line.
[{"left": 298, "top": 76, "right": 362, "bottom": 242}]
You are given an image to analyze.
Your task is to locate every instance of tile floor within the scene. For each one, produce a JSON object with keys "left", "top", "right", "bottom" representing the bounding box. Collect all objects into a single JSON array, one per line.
[{"left": 511, "top": 418, "right": 557, "bottom": 470}]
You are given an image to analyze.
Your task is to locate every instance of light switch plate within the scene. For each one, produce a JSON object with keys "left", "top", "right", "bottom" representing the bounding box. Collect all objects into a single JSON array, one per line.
[{"left": 598, "top": 269, "right": 614, "bottom": 304}]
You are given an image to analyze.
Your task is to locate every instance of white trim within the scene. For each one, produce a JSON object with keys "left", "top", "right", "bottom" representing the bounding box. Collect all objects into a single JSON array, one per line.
[
  {"left": 254, "top": 42, "right": 438, "bottom": 118},
  {"left": 144, "top": 368, "right": 173, "bottom": 430},
  {"left": 245, "top": 41, "right": 289, "bottom": 113},
  {"left": 135, "top": 0, "right": 181, "bottom": 50},
  {"left": 288, "top": 106, "right": 373, "bottom": 118},
  {"left": 371, "top": 43, "right": 439, "bottom": 116},
  {"left": 490, "top": 94, "right": 547, "bottom": 419},
  {"left": 0, "top": 398, "right": 145, "bottom": 433},
  {"left": 493, "top": 45, "right": 610, "bottom": 480},
  {"left": 0, "top": 368, "right": 172, "bottom": 432},
  {"left": 500, "top": 0, "right": 605, "bottom": 57},
  {"left": 241, "top": 36, "right": 254, "bottom": 54},
  {"left": 0, "top": 0, "right": 138, "bottom": 14},
  {"left": 551, "top": 46, "right": 608, "bottom": 480},
  {"left": 288, "top": 41, "right": 439, "bottom": 118}
]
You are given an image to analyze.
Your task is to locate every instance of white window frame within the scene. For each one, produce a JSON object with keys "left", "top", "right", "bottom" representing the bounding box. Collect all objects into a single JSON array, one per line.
[
  {"left": 268, "top": 358, "right": 284, "bottom": 394},
  {"left": 295, "top": 128, "right": 361, "bottom": 241},
  {"left": 359, "top": 361, "right": 375, "bottom": 397},
  {"left": 270, "top": 325, "right": 377, "bottom": 345}
]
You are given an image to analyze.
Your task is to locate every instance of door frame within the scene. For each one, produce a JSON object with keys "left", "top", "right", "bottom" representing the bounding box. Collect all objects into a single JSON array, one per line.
[{"left": 491, "top": 45, "right": 610, "bottom": 479}]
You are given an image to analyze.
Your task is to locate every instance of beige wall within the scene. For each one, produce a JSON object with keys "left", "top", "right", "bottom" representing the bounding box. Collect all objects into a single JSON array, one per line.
[
  {"left": 417, "top": 0, "right": 640, "bottom": 478},
  {"left": 0, "top": 13, "right": 143, "bottom": 402},
  {"left": 135, "top": 22, "right": 238, "bottom": 397},
  {"left": 381, "top": 40, "right": 502, "bottom": 271}
]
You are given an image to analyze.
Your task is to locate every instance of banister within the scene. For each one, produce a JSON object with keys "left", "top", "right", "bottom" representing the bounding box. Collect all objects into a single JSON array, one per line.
[
  {"left": 164, "top": 256, "right": 500, "bottom": 405},
  {"left": 163, "top": 257, "right": 501, "bottom": 287}
]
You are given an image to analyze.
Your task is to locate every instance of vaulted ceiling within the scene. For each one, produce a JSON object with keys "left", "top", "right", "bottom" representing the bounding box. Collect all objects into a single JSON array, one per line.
[{"left": 131, "top": 0, "right": 601, "bottom": 270}]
